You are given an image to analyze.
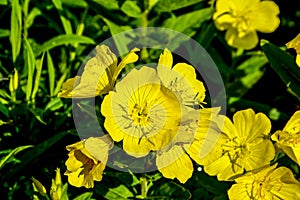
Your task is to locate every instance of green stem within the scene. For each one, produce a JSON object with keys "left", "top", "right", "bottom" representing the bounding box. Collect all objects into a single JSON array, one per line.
[{"left": 140, "top": 175, "right": 148, "bottom": 198}]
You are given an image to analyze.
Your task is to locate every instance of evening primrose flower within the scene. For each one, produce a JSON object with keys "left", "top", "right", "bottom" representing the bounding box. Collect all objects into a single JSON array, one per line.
[
  {"left": 286, "top": 33, "right": 300, "bottom": 67},
  {"left": 157, "top": 108, "right": 221, "bottom": 183},
  {"left": 58, "top": 45, "right": 139, "bottom": 98},
  {"left": 64, "top": 135, "right": 112, "bottom": 188},
  {"left": 213, "top": 0, "right": 280, "bottom": 49},
  {"left": 101, "top": 66, "right": 181, "bottom": 158},
  {"left": 228, "top": 164, "right": 300, "bottom": 200},
  {"left": 271, "top": 110, "right": 300, "bottom": 166},
  {"left": 198, "top": 109, "right": 275, "bottom": 181},
  {"left": 157, "top": 48, "right": 206, "bottom": 108}
]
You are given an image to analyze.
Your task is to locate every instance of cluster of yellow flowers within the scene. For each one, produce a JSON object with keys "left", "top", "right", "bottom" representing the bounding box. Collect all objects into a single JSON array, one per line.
[
  {"left": 58, "top": 44, "right": 300, "bottom": 199},
  {"left": 57, "top": 0, "right": 300, "bottom": 199}
]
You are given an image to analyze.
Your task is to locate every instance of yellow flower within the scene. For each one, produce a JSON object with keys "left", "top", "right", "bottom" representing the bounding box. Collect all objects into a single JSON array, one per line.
[
  {"left": 50, "top": 168, "right": 68, "bottom": 200},
  {"left": 228, "top": 164, "right": 300, "bottom": 200},
  {"left": 213, "top": 0, "right": 280, "bottom": 49},
  {"left": 157, "top": 48, "right": 206, "bottom": 108},
  {"left": 58, "top": 45, "right": 139, "bottom": 98},
  {"left": 64, "top": 135, "right": 112, "bottom": 188},
  {"left": 286, "top": 33, "right": 300, "bottom": 67},
  {"left": 157, "top": 108, "right": 221, "bottom": 183},
  {"left": 271, "top": 110, "right": 300, "bottom": 166},
  {"left": 197, "top": 109, "right": 275, "bottom": 181},
  {"left": 101, "top": 66, "right": 181, "bottom": 158}
]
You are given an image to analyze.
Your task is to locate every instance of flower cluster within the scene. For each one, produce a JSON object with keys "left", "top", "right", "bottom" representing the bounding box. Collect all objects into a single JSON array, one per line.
[{"left": 59, "top": 45, "right": 300, "bottom": 199}]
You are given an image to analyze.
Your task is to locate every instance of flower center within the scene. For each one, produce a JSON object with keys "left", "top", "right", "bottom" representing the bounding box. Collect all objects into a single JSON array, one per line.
[
  {"left": 279, "top": 129, "right": 300, "bottom": 145},
  {"left": 231, "top": 9, "right": 254, "bottom": 37},
  {"left": 130, "top": 103, "right": 151, "bottom": 126},
  {"left": 222, "top": 137, "right": 249, "bottom": 166}
]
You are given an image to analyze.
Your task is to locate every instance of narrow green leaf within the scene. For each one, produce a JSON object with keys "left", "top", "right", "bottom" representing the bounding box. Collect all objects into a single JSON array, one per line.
[
  {"left": 261, "top": 40, "right": 300, "bottom": 98},
  {"left": 53, "top": 69, "right": 69, "bottom": 96},
  {"left": 52, "top": 0, "right": 73, "bottom": 34},
  {"left": 35, "top": 34, "right": 95, "bottom": 56},
  {"left": 104, "top": 185, "right": 134, "bottom": 200},
  {"left": 10, "top": 0, "right": 22, "bottom": 62},
  {"left": 45, "top": 97, "right": 63, "bottom": 111},
  {"left": 25, "top": 7, "right": 42, "bottom": 29},
  {"left": 0, "top": 145, "right": 33, "bottom": 170},
  {"left": 102, "top": 18, "right": 132, "bottom": 55},
  {"left": 155, "top": 0, "right": 204, "bottom": 12},
  {"left": 87, "top": 0, "right": 119, "bottom": 10},
  {"left": 47, "top": 51, "right": 55, "bottom": 97},
  {"left": 121, "top": 0, "right": 142, "bottom": 18},
  {"left": 24, "top": 38, "right": 36, "bottom": 102},
  {"left": 0, "top": 0, "right": 8, "bottom": 5},
  {"left": 0, "top": 29, "right": 9, "bottom": 38},
  {"left": 73, "top": 192, "right": 94, "bottom": 200},
  {"left": 162, "top": 7, "right": 213, "bottom": 36},
  {"left": 6, "top": 131, "right": 69, "bottom": 178},
  {"left": 61, "top": 0, "right": 87, "bottom": 8},
  {"left": 31, "top": 53, "right": 45, "bottom": 100}
]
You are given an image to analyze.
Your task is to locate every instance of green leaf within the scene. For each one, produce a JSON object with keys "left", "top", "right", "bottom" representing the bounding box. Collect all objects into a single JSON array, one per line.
[
  {"left": 45, "top": 97, "right": 63, "bottom": 111},
  {"left": 0, "top": 102, "right": 10, "bottom": 117},
  {"left": 25, "top": 7, "right": 42, "bottom": 29},
  {"left": 0, "top": 29, "right": 9, "bottom": 38},
  {"left": 0, "top": 145, "right": 33, "bottom": 170},
  {"left": 261, "top": 40, "right": 300, "bottom": 98},
  {"left": 61, "top": 0, "right": 87, "bottom": 8},
  {"left": 149, "top": 181, "right": 191, "bottom": 199},
  {"left": 155, "top": 0, "right": 204, "bottom": 12},
  {"left": 0, "top": 0, "right": 7, "bottom": 5},
  {"left": 6, "top": 131, "right": 69, "bottom": 179},
  {"left": 121, "top": 0, "right": 142, "bottom": 18},
  {"left": 104, "top": 185, "right": 134, "bottom": 200},
  {"left": 47, "top": 51, "right": 55, "bottom": 97},
  {"left": 29, "top": 107, "right": 47, "bottom": 125},
  {"left": 24, "top": 38, "right": 36, "bottom": 102},
  {"left": 162, "top": 7, "right": 213, "bottom": 36},
  {"left": 52, "top": 0, "right": 73, "bottom": 34},
  {"left": 35, "top": 34, "right": 95, "bottom": 56},
  {"left": 102, "top": 18, "right": 132, "bottom": 55},
  {"left": 73, "top": 192, "right": 94, "bottom": 200},
  {"left": 238, "top": 54, "right": 268, "bottom": 89},
  {"left": 10, "top": 0, "right": 22, "bottom": 62},
  {"left": 88, "top": 0, "right": 119, "bottom": 10},
  {"left": 31, "top": 53, "right": 45, "bottom": 100}
]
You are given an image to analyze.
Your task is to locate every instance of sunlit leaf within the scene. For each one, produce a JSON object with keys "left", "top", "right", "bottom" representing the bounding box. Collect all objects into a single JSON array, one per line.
[
  {"left": 121, "top": 0, "right": 142, "bottom": 18},
  {"left": 52, "top": 0, "right": 73, "bottom": 34},
  {"left": 155, "top": 0, "right": 204, "bottom": 12},
  {"left": 73, "top": 192, "right": 94, "bottom": 200},
  {"left": 10, "top": 0, "right": 22, "bottom": 62},
  {"left": 25, "top": 7, "right": 42, "bottom": 29},
  {"left": 162, "top": 7, "right": 213, "bottom": 36},
  {"left": 104, "top": 185, "right": 134, "bottom": 200},
  {"left": 0, "top": 29, "right": 9, "bottom": 38},
  {"left": 31, "top": 52, "right": 45, "bottom": 101},
  {"left": 24, "top": 38, "right": 36, "bottom": 102},
  {"left": 47, "top": 51, "right": 55, "bottom": 97},
  {"left": 35, "top": 34, "right": 95, "bottom": 56},
  {"left": 0, "top": 145, "right": 33, "bottom": 170},
  {"left": 61, "top": 0, "right": 87, "bottom": 8}
]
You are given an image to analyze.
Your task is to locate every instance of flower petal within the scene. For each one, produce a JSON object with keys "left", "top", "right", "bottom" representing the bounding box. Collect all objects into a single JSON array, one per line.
[{"left": 225, "top": 28, "right": 258, "bottom": 50}]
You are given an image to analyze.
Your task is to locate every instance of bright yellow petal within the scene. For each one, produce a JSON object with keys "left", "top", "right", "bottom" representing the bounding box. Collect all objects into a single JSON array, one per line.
[
  {"left": 123, "top": 135, "right": 151, "bottom": 157},
  {"left": 251, "top": 1, "right": 280, "bottom": 33},
  {"left": 156, "top": 146, "right": 193, "bottom": 183},
  {"left": 158, "top": 48, "right": 173, "bottom": 68},
  {"left": 113, "top": 48, "right": 140, "bottom": 80},
  {"left": 84, "top": 135, "right": 113, "bottom": 163},
  {"left": 57, "top": 76, "right": 81, "bottom": 98},
  {"left": 225, "top": 28, "right": 258, "bottom": 50},
  {"left": 244, "top": 140, "right": 275, "bottom": 171},
  {"left": 283, "top": 110, "right": 300, "bottom": 132}
]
